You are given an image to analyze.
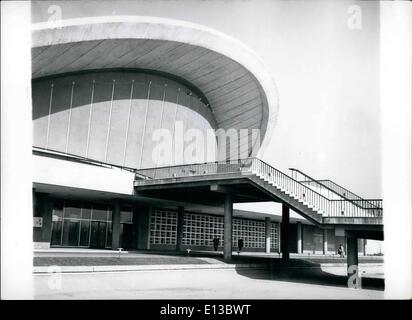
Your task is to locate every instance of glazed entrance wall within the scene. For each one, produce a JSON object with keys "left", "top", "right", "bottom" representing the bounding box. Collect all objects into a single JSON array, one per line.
[{"left": 49, "top": 199, "right": 133, "bottom": 249}]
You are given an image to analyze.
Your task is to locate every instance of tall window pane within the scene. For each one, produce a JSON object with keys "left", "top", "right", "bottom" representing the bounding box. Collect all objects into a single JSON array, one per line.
[
  {"left": 106, "top": 222, "right": 112, "bottom": 248},
  {"left": 92, "top": 204, "right": 108, "bottom": 221},
  {"left": 65, "top": 201, "right": 81, "bottom": 219},
  {"left": 50, "top": 220, "right": 62, "bottom": 246},
  {"left": 120, "top": 208, "right": 132, "bottom": 223},
  {"left": 62, "top": 220, "right": 80, "bottom": 246},
  {"left": 82, "top": 204, "right": 91, "bottom": 219},
  {"left": 52, "top": 200, "right": 64, "bottom": 220},
  {"left": 79, "top": 220, "right": 90, "bottom": 246}
]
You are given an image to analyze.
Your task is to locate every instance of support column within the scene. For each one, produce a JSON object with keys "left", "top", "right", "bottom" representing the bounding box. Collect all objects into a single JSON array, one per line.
[
  {"left": 224, "top": 194, "right": 233, "bottom": 261},
  {"left": 111, "top": 200, "right": 121, "bottom": 250},
  {"left": 347, "top": 236, "right": 359, "bottom": 284},
  {"left": 296, "top": 222, "right": 302, "bottom": 254},
  {"left": 323, "top": 228, "right": 328, "bottom": 255},
  {"left": 265, "top": 217, "right": 271, "bottom": 254},
  {"left": 281, "top": 204, "right": 290, "bottom": 261},
  {"left": 33, "top": 192, "right": 53, "bottom": 249},
  {"left": 135, "top": 206, "right": 150, "bottom": 250},
  {"left": 363, "top": 239, "right": 367, "bottom": 256},
  {"left": 176, "top": 206, "right": 184, "bottom": 252}
]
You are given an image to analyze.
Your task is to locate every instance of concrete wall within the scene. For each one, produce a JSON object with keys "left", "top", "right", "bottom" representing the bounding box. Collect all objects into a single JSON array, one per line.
[
  {"left": 135, "top": 205, "right": 150, "bottom": 250},
  {"left": 33, "top": 154, "right": 136, "bottom": 195},
  {"left": 33, "top": 193, "right": 53, "bottom": 248},
  {"left": 33, "top": 70, "right": 216, "bottom": 169}
]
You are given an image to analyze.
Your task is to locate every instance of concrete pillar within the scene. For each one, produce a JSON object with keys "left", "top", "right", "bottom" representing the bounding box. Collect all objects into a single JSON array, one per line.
[
  {"left": 281, "top": 204, "right": 290, "bottom": 261},
  {"left": 111, "top": 200, "right": 121, "bottom": 250},
  {"left": 135, "top": 206, "right": 150, "bottom": 250},
  {"left": 347, "top": 236, "right": 359, "bottom": 276},
  {"left": 265, "top": 217, "right": 271, "bottom": 254},
  {"left": 176, "top": 206, "right": 184, "bottom": 251},
  {"left": 33, "top": 192, "right": 53, "bottom": 248},
  {"left": 297, "top": 222, "right": 302, "bottom": 254},
  {"left": 224, "top": 194, "right": 233, "bottom": 261},
  {"left": 323, "top": 228, "right": 328, "bottom": 255}
]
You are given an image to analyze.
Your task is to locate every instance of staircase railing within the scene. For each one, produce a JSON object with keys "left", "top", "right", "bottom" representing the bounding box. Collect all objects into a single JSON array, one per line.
[
  {"left": 288, "top": 168, "right": 382, "bottom": 210},
  {"left": 134, "top": 158, "right": 382, "bottom": 218},
  {"left": 248, "top": 159, "right": 381, "bottom": 218}
]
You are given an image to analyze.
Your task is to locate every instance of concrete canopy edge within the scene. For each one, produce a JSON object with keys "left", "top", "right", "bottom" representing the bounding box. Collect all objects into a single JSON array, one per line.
[{"left": 32, "top": 16, "right": 279, "bottom": 158}]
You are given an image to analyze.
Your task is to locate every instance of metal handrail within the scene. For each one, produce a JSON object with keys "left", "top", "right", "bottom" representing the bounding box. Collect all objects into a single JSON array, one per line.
[
  {"left": 33, "top": 146, "right": 137, "bottom": 173},
  {"left": 248, "top": 159, "right": 381, "bottom": 218},
  {"left": 135, "top": 158, "right": 383, "bottom": 218},
  {"left": 289, "top": 168, "right": 382, "bottom": 209}
]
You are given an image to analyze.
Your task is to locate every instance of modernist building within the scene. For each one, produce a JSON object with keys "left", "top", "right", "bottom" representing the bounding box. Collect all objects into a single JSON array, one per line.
[{"left": 32, "top": 16, "right": 382, "bottom": 267}]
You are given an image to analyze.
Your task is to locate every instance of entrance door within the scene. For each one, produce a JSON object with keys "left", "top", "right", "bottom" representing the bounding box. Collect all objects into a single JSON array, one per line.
[
  {"left": 120, "top": 224, "right": 135, "bottom": 249},
  {"left": 90, "top": 221, "right": 107, "bottom": 249}
]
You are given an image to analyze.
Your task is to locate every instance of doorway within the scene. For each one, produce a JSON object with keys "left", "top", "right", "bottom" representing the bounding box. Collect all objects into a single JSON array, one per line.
[
  {"left": 120, "top": 223, "right": 135, "bottom": 249},
  {"left": 90, "top": 221, "right": 107, "bottom": 249}
]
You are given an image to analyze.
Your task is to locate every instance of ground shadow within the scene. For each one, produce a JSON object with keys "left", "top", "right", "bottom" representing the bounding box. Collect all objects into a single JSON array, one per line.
[
  {"left": 108, "top": 250, "right": 385, "bottom": 291},
  {"left": 234, "top": 258, "right": 384, "bottom": 291}
]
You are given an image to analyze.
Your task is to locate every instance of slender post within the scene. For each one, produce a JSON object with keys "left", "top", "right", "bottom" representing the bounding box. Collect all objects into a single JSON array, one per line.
[
  {"left": 297, "top": 222, "right": 302, "bottom": 254},
  {"left": 281, "top": 204, "right": 290, "bottom": 261},
  {"left": 265, "top": 217, "right": 271, "bottom": 254},
  {"left": 323, "top": 228, "right": 328, "bottom": 255},
  {"left": 224, "top": 194, "right": 233, "bottom": 261},
  {"left": 111, "top": 200, "right": 121, "bottom": 250},
  {"left": 347, "top": 236, "right": 360, "bottom": 288}
]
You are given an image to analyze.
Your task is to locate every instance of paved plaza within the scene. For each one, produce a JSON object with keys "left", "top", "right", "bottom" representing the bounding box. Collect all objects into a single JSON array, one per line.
[
  {"left": 33, "top": 249, "right": 384, "bottom": 300},
  {"left": 34, "top": 268, "right": 384, "bottom": 300}
]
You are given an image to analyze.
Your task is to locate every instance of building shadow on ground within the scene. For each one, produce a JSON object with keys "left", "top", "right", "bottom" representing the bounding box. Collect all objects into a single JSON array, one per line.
[
  {"left": 127, "top": 250, "right": 384, "bottom": 291},
  {"left": 234, "top": 257, "right": 384, "bottom": 291}
]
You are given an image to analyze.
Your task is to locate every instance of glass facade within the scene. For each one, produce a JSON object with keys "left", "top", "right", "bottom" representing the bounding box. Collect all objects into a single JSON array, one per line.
[
  {"left": 149, "top": 208, "right": 281, "bottom": 250},
  {"left": 50, "top": 200, "right": 133, "bottom": 249},
  {"left": 49, "top": 201, "right": 280, "bottom": 250}
]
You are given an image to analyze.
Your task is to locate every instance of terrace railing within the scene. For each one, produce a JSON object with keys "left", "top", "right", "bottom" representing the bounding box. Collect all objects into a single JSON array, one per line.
[{"left": 135, "top": 158, "right": 383, "bottom": 219}]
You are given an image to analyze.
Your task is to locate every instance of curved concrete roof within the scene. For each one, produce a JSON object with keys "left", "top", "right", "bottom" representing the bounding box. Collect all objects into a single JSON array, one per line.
[{"left": 31, "top": 16, "right": 278, "bottom": 157}]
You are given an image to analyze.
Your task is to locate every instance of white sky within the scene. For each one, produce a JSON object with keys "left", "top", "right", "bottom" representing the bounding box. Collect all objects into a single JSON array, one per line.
[{"left": 32, "top": 0, "right": 381, "bottom": 198}]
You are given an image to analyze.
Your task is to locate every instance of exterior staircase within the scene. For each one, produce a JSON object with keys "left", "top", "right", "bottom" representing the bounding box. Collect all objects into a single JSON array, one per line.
[{"left": 134, "top": 158, "right": 383, "bottom": 227}]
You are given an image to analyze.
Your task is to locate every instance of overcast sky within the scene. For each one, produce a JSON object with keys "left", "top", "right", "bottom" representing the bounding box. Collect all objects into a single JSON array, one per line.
[{"left": 32, "top": 0, "right": 381, "bottom": 198}]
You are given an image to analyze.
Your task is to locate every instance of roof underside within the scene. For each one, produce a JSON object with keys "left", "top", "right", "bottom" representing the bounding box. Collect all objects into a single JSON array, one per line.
[{"left": 32, "top": 18, "right": 273, "bottom": 157}]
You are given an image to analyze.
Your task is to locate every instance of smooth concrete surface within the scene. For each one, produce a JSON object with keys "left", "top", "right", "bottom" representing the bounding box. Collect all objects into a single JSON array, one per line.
[
  {"left": 33, "top": 154, "right": 135, "bottom": 195},
  {"left": 321, "top": 264, "right": 384, "bottom": 279},
  {"left": 33, "top": 263, "right": 266, "bottom": 274},
  {"left": 265, "top": 217, "right": 271, "bottom": 253},
  {"left": 111, "top": 200, "right": 121, "bottom": 250},
  {"left": 33, "top": 71, "right": 216, "bottom": 168},
  {"left": 224, "top": 194, "right": 233, "bottom": 261},
  {"left": 33, "top": 193, "right": 53, "bottom": 245},
  {"left": 297, "top": 222, "right": 302, "bottom": 254},
  {"left": 32, "top": 16, "right": 280, "bottom": 158},
  {"left": 33, "top": 268, "right": 384, "bottom": 299},
  {"left": 281, "top": 204, "right": 290, "bottom": 261},
  {"left": 347, "top": 236, "right": 359, "bottom": 277}
]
